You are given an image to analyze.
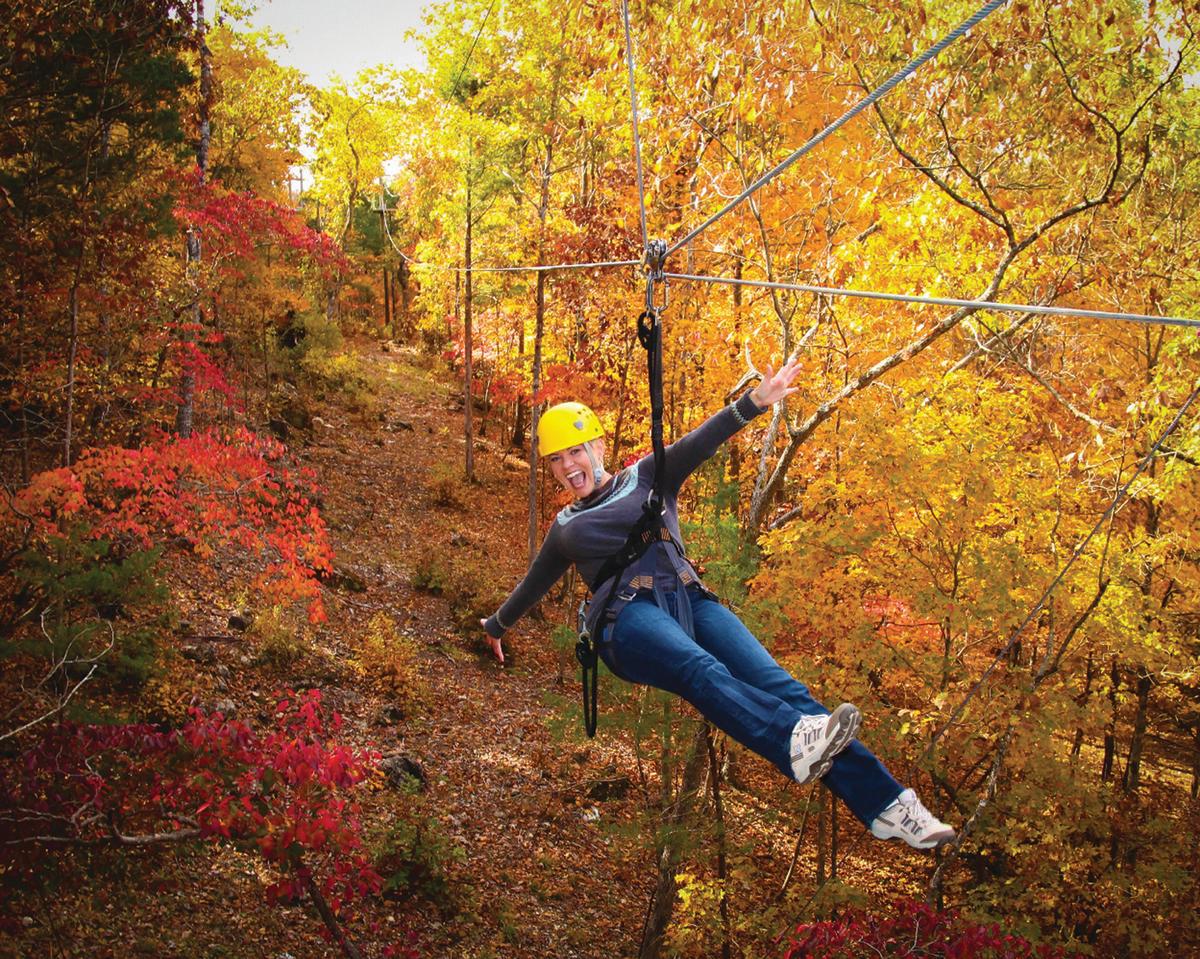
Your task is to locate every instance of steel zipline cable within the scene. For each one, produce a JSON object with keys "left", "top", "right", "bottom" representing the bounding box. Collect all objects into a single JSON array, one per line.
[
  {"left": 664, "top": 0, "right": 1012, "bottom": 258},
  {"left": 371, "top": 0, "right": 1195, "bottom": 329},
  {"left": 448, "top": 0, "right": 498, "bottom": 100},
  {"left": 621, "top": 0, "right": 650, "bottom": 252},
  {"left": 663, "top": 271, "right": 1200, "bottom": 330}
]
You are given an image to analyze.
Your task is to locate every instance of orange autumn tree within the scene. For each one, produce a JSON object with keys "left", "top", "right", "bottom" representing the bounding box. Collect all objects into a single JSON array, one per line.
[
  {"left": 677, "top": 1, "right": 1200, "bottom": 953},
  {"left": 0, "top": 5, "right": 386, "bottom": 950},
  {"left": 0, "top": 0, "right": 346, "bottom": 718},
  {"left": 390, "top": 0, "right": 1200, "bottom": 955}
]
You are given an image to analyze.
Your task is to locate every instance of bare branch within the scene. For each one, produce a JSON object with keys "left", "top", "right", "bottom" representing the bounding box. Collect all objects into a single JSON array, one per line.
[
  {"left": 5, "top": 826, "right": 201, "bottom": 847},
  {"left": 746, "top": 253, "right": 1009, "bottom": 531},
  {"left": 973, "top": 319, "right": 1119, "bottom": 434},
  {"left": 934, "top": 103, "right": 1013, "bottom": 233},
  {"left": 303, "top": 864, "right": 366, "bottom": 959},
  {"left": 0, "top": 664, "right": 98, "bottom": 744},
  {"left": 869, "top": 86, "right": 1009, "bottom": 236}
]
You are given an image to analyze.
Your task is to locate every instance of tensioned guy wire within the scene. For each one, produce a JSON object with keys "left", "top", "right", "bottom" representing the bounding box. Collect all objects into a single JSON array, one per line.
[
  {"left": 622, "top": 0, "right": 650, "bottom": 251},
  {"left": 380, "top": 197, "right": 639, "bottom": 274},
  {"left": 456, "top": 259, "right": 641, "bottom": 274},
  {"left": 449, "top": 0, "right": 498, "bottom": 99},
  {"left": 664, "top": 0, "right": 1012, "bottom": 257},
  {"left": 664, "top": 271, "right": 1200, "bottom": 329}
]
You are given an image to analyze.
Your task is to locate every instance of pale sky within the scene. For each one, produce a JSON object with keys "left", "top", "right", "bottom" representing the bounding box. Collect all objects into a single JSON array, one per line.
[{"left": 239, "top": 0, "right": 437, "bottom": 86}]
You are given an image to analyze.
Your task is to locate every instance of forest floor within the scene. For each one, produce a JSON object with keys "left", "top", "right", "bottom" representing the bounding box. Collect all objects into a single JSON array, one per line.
[{"left": 2, "top": 341, "right": 931, "bottom": 959}]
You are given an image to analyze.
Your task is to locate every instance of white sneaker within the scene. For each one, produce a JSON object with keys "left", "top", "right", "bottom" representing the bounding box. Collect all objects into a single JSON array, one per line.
[
  {"left": 789, "top": 704, "right": 861, "bottom": 785},
  {"left": 870, "top": 788, "right": 956, "bottom": 849}
]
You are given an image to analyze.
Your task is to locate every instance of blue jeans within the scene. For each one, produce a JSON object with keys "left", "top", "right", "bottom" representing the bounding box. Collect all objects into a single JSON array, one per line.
[{"left": 598, "top": 586, "right": 902, "bottom": 825}]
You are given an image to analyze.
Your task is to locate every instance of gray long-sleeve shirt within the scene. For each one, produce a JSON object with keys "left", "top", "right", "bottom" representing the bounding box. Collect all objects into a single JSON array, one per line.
[{"left": 484, "top": 391, "right": 765, "bottom": 640}]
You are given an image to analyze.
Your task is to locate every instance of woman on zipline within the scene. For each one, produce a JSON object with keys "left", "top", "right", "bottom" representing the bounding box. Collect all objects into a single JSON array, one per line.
[{"left": 481, "top": 358, "right": 954, "bottom": 849}]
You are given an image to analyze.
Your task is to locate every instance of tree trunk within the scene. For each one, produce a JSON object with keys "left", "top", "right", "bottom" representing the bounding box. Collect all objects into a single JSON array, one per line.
[
  {"left": 17, "top": 300, "right": 31, "bottom": 484},
  {"left": 382, "top": 266, "right": 390, "bottom": 333},
  {"left": 463, "top": 173, "right": 475, "bottom": 482},
  {"left": 1123, "top": 667, "right": 1152, "bottom": 793},
  {"left": 816, "top": 788, "right": 827, "bottom": 887},
  {"left": 1071, "top": 652, "right": 1095, "bottom": 765},
  {"left": 397, "top": 259, "right": 410, "bottom": 320},
  {"left": 175, "top": 0, "right": 212, "bottom": 438},
  {"left": 1192, "top": 724, "right": 1200, "bottom": 800},
  {"left": 527, "top": 264, "right": 545, "bottom": 563},
  {"left": 705, "top": 730, "right": 732, "bottom": 959},
  {"left": 513, "top": 320, "right": 527, "bottom": 447},
  {"left": 526, "top": 124, "right": 555, "bottom": 563},
  {"left": 610, "top": 331, "right": 634, "bottom": 467},
  {"left": 90, "top": 121, "right": 114, "bottom": 441},
  {"left": 639, "top": 723, "right": 709, "bottom": 959},
  {"left": 63, "top": 253, "right": 83, "bottom": 467},
  {"left": 1103, "top": 657, "right": 1118, "bottom": 782},
  {"left": 829, "top": 795, "right": 838, "bottom": 882}
]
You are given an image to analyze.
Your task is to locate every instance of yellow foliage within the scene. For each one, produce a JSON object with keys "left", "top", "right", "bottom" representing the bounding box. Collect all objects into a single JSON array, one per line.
[
  {"left": 356, "top": 612, "right": 423, "bottom": 710},
  {"left": 251, "top": 606, "right": 309, "bottom": 668},
  {"left": 667, "top": 871, "right": 728, "bottom": 958}
]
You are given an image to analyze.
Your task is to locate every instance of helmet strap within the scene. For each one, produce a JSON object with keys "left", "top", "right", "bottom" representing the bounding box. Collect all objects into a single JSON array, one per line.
[{"left": 584, "top": 441, "right": 605, "bottom": 486}]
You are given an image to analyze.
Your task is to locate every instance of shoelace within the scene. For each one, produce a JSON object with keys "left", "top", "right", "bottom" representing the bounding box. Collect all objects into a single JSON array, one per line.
[
  {"left": 792, "top": 717, "right": 826, "bottom": 753},
  {"left": 896, "top": 795, "right": 936, "bottom": 832}
]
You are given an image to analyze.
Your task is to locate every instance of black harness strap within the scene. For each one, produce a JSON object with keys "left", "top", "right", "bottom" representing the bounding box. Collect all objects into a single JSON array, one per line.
[
  {"left": 588, "top": 522, "right": 673, "bottom": 596},
  {"left": 577, "top": 253, "right": 669, "bottom": 737}
]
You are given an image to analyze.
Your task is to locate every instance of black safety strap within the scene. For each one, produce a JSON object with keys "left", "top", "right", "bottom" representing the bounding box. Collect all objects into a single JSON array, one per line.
[{"left": 577, "top": 278, "right": 668, "bottom": 738}]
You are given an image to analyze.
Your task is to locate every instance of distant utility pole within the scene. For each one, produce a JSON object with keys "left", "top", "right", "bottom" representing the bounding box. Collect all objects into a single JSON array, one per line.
[
  {"left": 372, "top": 181, "right": 394, "bottom": 333},
  {"left": 287, "top": 166, "right": 307, "bottom": 210}
]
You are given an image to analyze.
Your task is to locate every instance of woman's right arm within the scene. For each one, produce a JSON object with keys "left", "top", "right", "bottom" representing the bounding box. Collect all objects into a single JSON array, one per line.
[{"left": 483, "top": 528, "right": 571, "bottom": 644}]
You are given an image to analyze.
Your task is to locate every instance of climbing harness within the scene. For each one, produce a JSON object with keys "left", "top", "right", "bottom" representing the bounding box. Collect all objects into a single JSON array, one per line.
[{"left": 622, "top": 0, "right": 650, "bottom": 251}]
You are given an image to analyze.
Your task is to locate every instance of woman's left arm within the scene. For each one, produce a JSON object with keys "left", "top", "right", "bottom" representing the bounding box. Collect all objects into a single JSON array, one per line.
[{"left": 663, "top": 356, "right": 802, "bottom": 488}]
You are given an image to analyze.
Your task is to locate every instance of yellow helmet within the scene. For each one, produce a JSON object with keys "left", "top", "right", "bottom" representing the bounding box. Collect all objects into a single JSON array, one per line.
[{"left": 537, "top": 402, "right": 603, "bottom": 456}]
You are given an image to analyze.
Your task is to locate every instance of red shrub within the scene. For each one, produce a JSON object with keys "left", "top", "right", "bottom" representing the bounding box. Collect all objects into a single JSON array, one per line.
[
  {"left": 784, "top": 900, "right": 1081, "bottom": 959},
  {"left": 2, "top": 691, "right": 380, "bottom": 917},
  {"left": 5, "top": 427, "right": 334, "bottom": 621}
]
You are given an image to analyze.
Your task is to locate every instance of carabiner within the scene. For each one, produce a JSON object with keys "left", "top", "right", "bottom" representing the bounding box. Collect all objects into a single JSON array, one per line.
[
  {"left": 643, "top": 238, "right": 669, "bottom": 315},
  {"left": 644, "top": 273, "right": 669, "bottom": 314}
]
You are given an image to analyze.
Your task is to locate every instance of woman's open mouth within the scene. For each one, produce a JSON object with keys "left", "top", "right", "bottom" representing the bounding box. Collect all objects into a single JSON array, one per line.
[{"left": 566, "top": 469, "right": 588, "bottom": 491}]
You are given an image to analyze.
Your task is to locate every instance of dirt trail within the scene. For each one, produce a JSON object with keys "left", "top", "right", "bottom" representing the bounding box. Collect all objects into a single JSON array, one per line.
[
  {"left": 1, "top": 341, "right": 918, "bottom": 959},
  {"left": 301, "top": 344, "right": 653, "bottom": 958}
]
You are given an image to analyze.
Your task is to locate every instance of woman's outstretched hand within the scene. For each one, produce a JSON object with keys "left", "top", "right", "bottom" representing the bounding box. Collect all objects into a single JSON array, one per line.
[
  {"left": 749, "top": 353, "right": 801, "bottom": 409},
  {"left": 480, "top": 618, "right": 504, "bottom": 664}
]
